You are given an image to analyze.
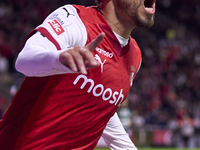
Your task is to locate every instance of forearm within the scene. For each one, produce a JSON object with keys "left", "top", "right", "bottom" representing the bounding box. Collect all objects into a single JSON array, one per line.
[{"left": 15, "top": 32, "right": 73, "bottom": 77}]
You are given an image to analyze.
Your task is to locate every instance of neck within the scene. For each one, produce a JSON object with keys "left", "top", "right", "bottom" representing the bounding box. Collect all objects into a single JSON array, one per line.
[{"left": 101, "top": 1, "right": 135, "bottom": 39}]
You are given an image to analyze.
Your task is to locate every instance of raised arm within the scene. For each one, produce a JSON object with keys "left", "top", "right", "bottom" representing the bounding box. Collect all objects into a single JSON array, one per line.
[
  {"left": 15, "top": 31, "right": 104, "bottom": 76},
  {"left": 15, "top": 5, "right": 103, "bottom": 77}
]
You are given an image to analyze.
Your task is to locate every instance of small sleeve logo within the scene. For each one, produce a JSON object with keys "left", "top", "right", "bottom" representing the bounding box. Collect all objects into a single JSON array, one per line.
[
  {"left": 130, "top": 65, "right": 135, "bottom": 86},
  {"left": 48, "top": 19, "right": 65, "bottom": 35}
]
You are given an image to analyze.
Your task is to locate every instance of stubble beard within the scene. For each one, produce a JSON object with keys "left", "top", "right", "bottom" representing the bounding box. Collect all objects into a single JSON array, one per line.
[
  {"left": 115, "top": 0, "right": 155, "bottom": 28},
  {"left": 133, "top": 10, "right": 155, "bottom": 28}
]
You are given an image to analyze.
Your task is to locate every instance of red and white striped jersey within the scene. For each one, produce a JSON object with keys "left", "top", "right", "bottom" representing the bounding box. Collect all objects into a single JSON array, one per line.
[{"left": 0, "top": 5, "right": 141, "bottom": 150}]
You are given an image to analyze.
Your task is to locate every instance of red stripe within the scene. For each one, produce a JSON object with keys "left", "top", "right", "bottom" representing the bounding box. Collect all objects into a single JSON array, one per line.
[
  {"left": 26, "top": 27, "right": 62, "bottom": 50},
  {"left": 36, "top": 27, "right": 61, "bottom": 50}
]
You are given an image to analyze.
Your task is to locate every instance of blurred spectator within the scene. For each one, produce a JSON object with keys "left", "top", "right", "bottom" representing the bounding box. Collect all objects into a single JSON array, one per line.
[{"left": 176, "top": 113, "right": 199, "bottom": 148}]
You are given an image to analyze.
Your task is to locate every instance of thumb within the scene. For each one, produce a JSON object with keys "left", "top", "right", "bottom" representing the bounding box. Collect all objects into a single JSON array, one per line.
[{"left": 85, "top": 32, "right": 105, "bottom": 52}]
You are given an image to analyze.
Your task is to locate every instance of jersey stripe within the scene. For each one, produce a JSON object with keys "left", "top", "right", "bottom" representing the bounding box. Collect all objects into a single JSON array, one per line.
[{"left": 36, "top": 27, "right": 61, "bottom": 50}]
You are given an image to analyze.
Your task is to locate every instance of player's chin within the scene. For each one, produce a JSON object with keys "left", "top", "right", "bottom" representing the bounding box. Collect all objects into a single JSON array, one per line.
[
  {"left": 135, "top": 15, "right": 155, "bottom": 28},
  {"left": 144, "top": 18, "right": 154, "bottom": 28}
]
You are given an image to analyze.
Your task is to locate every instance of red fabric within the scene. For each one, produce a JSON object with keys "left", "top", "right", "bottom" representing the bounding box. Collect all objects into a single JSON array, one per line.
[
  {"left": 0, "top": 5, "right": 142, "bottom": 150},
  {"left": 0, "top": 77, "right": 50, "bottom": 150}
]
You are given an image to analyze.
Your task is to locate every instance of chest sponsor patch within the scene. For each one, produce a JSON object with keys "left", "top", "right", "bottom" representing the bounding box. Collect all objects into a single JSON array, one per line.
[
  {"left": 73, "top": 75, "right": 124, "bottom": 107},
  {"left": 48, "top": 19, "right": 65, "bottom": 35}
]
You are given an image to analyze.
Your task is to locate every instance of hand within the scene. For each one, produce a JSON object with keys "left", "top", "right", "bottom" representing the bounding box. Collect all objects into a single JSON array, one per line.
[{"left": 59, "top": 32, "right": 105, "bottom": 74}]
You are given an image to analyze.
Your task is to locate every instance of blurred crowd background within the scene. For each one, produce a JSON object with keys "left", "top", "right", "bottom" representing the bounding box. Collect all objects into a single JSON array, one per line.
[{"left": 0, "top": 0, "right": 200, "bottom": 148}]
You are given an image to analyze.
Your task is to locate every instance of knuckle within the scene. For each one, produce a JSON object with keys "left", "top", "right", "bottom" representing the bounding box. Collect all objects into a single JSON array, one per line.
[
  {"left": 74, "top": 46, "right": 81, "bottom": 49},
  {"left": 74, "top": 46, "right": 81, "bottom": 51},
  {"left": 59, "top": 52, "right": 72, "bottom": 62}
]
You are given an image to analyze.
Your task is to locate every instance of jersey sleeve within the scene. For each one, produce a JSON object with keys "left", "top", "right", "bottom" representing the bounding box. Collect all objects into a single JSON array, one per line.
[
  {"left": 15, "top": 5, "right": 87, "bottom": 77},
  {"left": 102, "top": 113, "right": 138, "bottom": 150},
  {"left": 37, "top": 5, "right": 87, "bottom": 49}
]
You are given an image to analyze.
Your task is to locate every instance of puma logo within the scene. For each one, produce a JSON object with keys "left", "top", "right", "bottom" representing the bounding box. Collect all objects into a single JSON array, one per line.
[
  {"left": 62, "top": 7, "right": 75, "bottom": 18},
  {"left": 94, "top": 54, "right": 106, "bottom": 73}
]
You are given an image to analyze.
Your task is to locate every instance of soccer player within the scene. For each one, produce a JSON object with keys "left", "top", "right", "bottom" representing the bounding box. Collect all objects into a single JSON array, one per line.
[{"left": 0, "top": 0, "right": 156, "bottom": 149}]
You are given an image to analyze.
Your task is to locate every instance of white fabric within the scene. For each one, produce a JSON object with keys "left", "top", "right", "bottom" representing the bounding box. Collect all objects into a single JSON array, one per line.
[
  {"left": 38, "top": 5, "right": 88, "bottom": 50},
  {"left": 15, "top": 4, "right": 137, "bottom": 149},
  {"left": 103, "top": 113, "right": 138, "bottom": 150},
  {"left": 113, "top": 31, "right": 129, "bottom": 47},
  {"left": 15, "top": 32, "right": 76, "bottom": 77}
]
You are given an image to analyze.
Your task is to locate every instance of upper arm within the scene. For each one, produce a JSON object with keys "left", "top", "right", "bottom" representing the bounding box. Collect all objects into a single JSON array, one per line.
[{"left": 15, "top": 32, "right": 72, "bottom": 76}]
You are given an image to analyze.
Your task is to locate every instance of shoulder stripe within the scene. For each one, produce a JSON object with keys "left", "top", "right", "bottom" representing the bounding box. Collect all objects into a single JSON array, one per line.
[{"left": 36, "top": 27, "right": 61, "bottom": 50}]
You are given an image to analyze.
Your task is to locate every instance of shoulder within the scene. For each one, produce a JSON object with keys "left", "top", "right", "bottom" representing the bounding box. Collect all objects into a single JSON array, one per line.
[
  {"left": 130, "top": 37, "right": 141, "bottom": 55},
  {"left": 37, "top": 4, "right": 88, "bottom": 48},
  {"left": 72, "top": 5, "right": 98, "bottom": 15},
  {"left": 72, "top": 5, "right": 103, "bottom": 24}
]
